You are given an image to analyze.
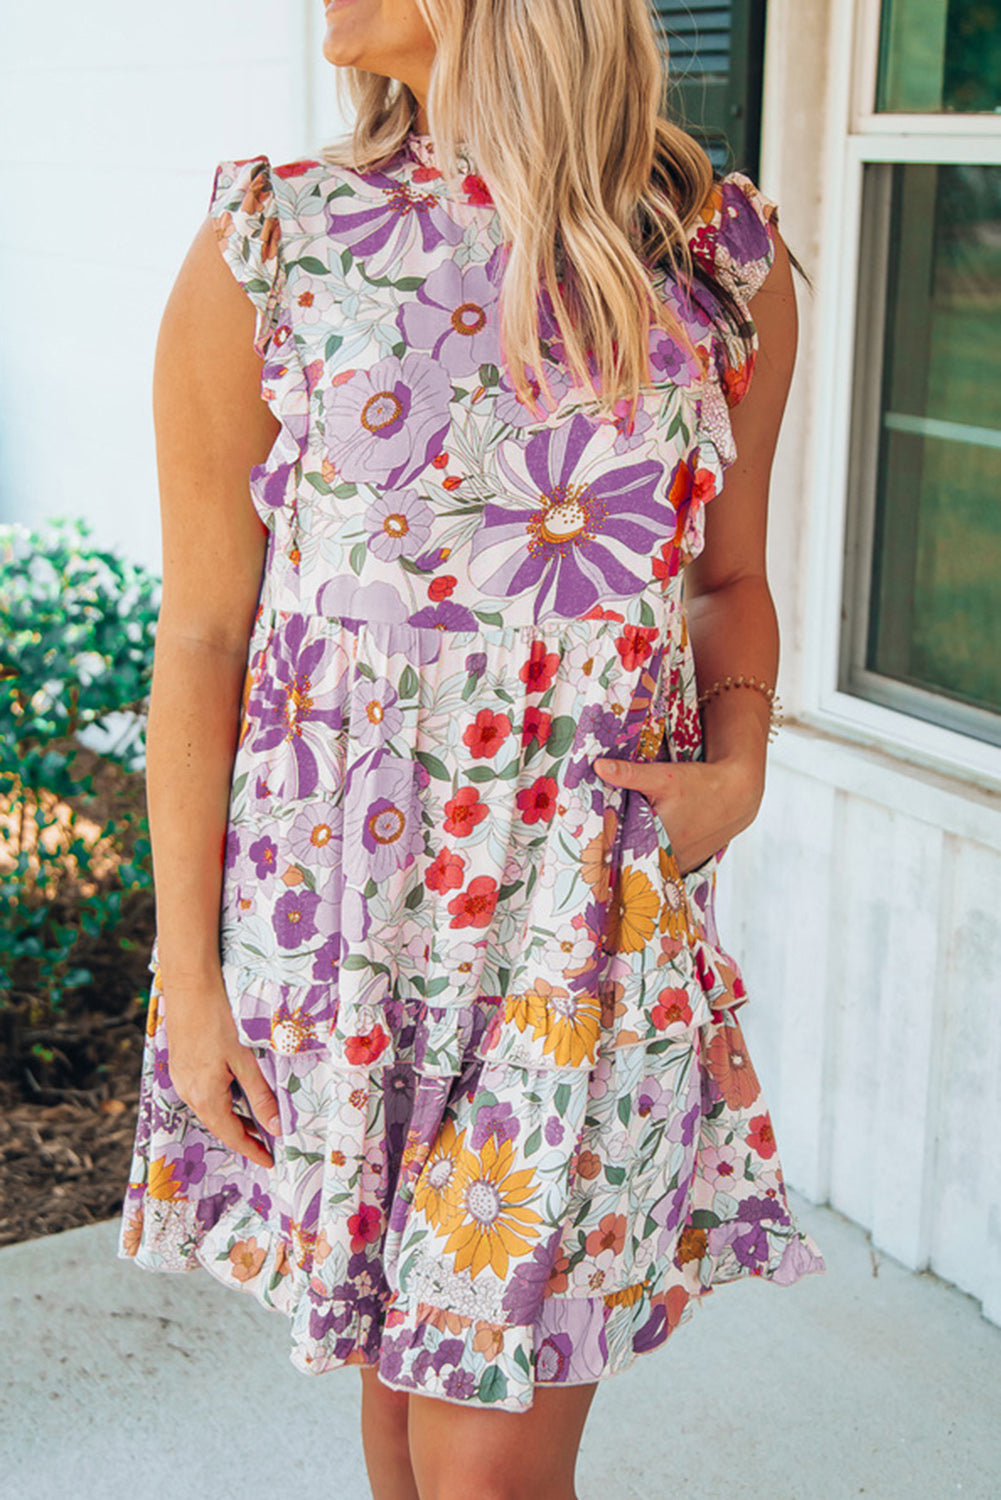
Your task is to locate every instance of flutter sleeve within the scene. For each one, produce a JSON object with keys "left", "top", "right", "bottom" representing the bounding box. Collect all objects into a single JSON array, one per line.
[
  {"left": 687, "top": 170, "right": 780, "bottom": 408},
  {"left": 676, "top": 172, "right": 780, "bottom": 563},
  {"left": 207, "top": 155, "right": 288, "bottom": 361}
]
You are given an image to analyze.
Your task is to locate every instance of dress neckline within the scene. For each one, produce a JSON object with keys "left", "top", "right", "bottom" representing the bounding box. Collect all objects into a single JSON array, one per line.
[{"left": 406, "top": 129, "right": 476, "bottom": 177}]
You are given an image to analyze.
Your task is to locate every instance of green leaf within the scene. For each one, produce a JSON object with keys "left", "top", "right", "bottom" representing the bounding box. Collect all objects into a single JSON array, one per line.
[
  {"left": 398, "top": 665, "right": 419, "bottom": 701},
  {"left": 293, "top": 255, "right": 332, "bottom": 276},
  {"left": 349, "top": 542, "right": 367, "bottom": 575},
  {"left": 523, "top": 1126, "right": 542, "bottom": 1156},
  {"left": 415, "top": 750, "right": 451, "bottom": 782},
  {"left": 544, "top": 715, "right": 576, "bottom": 758},
  {"left": 604, "top": 1164, "right": 626, "bottom": 1186},
  {"left": 477, "top": 1367, "right": 508, "bottom": 1404}
]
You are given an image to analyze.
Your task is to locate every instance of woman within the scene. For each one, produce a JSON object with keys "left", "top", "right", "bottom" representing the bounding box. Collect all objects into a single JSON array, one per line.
[{"left": 118, "top": 1, "right": 824, "bottom": 1495}]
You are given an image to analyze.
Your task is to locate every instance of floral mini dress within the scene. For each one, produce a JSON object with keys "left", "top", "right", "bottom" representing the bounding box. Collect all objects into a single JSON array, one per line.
[{"left": 117, "top": 129, "right": 824, "bottom": 1412}]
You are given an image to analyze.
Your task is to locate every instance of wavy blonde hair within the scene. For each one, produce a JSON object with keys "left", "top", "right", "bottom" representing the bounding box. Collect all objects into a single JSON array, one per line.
[{"left": 319, "top": 0, "right": 717, "bottom": 423}]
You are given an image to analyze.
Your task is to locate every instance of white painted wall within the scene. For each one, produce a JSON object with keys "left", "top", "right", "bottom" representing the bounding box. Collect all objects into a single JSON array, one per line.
[
  {"left": 3, "top": 0, "right": 998, "bottom": 1327},
  {"left": 0, "top": 1, "right": 347, "bottom": 570},
  {"left": 731, "top": 0, "right": 1001, "bottom": 1327}
]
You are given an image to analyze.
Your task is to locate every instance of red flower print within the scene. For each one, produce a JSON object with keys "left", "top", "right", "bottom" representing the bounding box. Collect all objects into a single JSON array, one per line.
[
  {"left": 274, "top": 158, "right": 323, "bottom": 178},
  {"left": 347, "top": 1203, "right": 382, "bottom": 1253},
  {"left": 651, "top": 987, "right": 693, "bottom": 1030},
  {"left": 693, "top": 466, "right": 717, "bottom": 505},
  {"left": 462, "top": 708, "right": 512, "bottom": 758},
  {"left": 519, "top": 640, "right": 560, "bottom": 694},
  {"left": 426, "top": 847, "right": 465, "bottom": 893},
  {"left": 706, "top": 1022, "right": 761, "bottom": 1110},
  {"left": 432, "top": 451, "right": 449, "bottom": 469},
  {"left": 428, "top": 574, "right": 457, "bottom": 602},
  {"left": 447, "top": 875, "right": 499, "bottom": 929},
  {"left": 585, "top": 1212, "right": 627, "bottom": 1257},
  {"left": 522, "top": 707, "right": 552, "bottom": 747},
  {"left": 580, "top": 605, "right": 626, "bottom": 622},
  {"left": 747, "top": 1113, "right": 777, "bottom": 1159},
  {"left": 344, "top": 1024, "right": 389, "bottom": 1066},
  {"left": 443, "top": 786, "right": 489, "bottom": 838},
  {"left": 516, "top": 776, "right": 559, "bottom": 825},
  {"left": 615, "top": 624, "right": 659, "bottom": 671},
  {"left": 463, "top": 173, "right": 494, "bottom": 206}
]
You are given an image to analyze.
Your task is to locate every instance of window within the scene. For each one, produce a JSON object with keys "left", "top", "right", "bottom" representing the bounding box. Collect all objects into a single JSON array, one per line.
[
  {"left": 842, "top": 3, "right": 1001, "bottom": 751},
  {"left": 650, "top": 0, "right": 767, "bottom": 177}
]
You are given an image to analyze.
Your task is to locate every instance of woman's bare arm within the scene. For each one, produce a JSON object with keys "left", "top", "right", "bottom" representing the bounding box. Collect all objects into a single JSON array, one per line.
[
  {"left": 147, "top": 213, "right": 281, "bottom": 1168},
  {"left": 594, "top": 229, "right": 798, "bottom": 872}
]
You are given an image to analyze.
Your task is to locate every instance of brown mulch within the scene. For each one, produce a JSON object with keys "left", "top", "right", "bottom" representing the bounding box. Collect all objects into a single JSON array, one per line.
[{"left": 1, "top": 749, "right": 155, "bottom": 1250}]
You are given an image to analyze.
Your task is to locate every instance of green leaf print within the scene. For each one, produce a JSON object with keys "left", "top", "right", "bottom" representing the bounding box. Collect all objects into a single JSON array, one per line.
[
  {"left": 349, "top": 542, "right": 367, "bottom": 575},
  {"left": 324, "top": 333, "right": 343, "bottom": 361},
  {"left": 404, "top": 884, "right": 423, "bottom": 911},
  {"left": 415, "top": 750, "right": 451, "bottom": 782},
  {"left": 464, "top": 766, "right": 494, "bottom": 783},
  {"left": 554, "top": 1082, "right": 572, "bottom": 1114},
  {"left": 479, "top": 362, "right": 501, "bottom": 386},
  {"left": 639, "top": 597, "right": 656, "bottom": 627},
  {"left": 604, "top": 1165, "right": 627, "bottom": 1186},
  {"left": 293, "top": 256, "right": 332, "bottom": 276},
  {"left": 545, "top": 715, "right": 577, "bottom": 758},
  {"left": 478, "top": 1367, "right": 508, "bottom": 1404},
  {"left": 399, "top": 665, "right": 419, "bottom": 701},
  {"left": 690, "top": 1209, "right": 722, "bottom": 1229},
  {"left": 304, "top": 471, "right": 333, "bottom": 495}
]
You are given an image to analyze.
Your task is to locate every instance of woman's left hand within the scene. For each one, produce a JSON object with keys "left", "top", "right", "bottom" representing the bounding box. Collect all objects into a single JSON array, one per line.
[{"left": 593, "top": 754, "right": 764, "bottom": 877}]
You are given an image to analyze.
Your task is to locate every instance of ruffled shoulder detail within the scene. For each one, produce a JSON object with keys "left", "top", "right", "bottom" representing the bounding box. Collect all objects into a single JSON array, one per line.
[
  {"left": 208, "top": 155, "right": 287, "bottom": 359},
  {"left": 688, "top": 171, "right": 778, "bottom": 310}
]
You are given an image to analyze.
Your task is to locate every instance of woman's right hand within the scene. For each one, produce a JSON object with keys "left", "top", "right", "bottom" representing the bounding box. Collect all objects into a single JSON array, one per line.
[{"left": 162, "top": 972, "right": 281, "bottom": 1172}]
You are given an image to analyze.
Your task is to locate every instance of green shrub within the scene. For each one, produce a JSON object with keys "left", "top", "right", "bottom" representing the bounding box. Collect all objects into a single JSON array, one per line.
[{"left": 0, "top": 517, "right": 160, "bottom": 1032}]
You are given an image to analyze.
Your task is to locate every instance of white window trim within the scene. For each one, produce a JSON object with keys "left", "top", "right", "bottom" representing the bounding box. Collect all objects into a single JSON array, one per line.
[{"left": 796, "top": 0, "right": 1001, "bottom": 794}]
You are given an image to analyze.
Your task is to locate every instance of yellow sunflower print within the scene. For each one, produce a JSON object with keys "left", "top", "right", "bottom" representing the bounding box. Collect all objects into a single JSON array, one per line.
[
  {"left": 504, "top": 978, "right": 602, "bottom": 1068},
  {"left": 657, "top": 845, "right": 693, "bottom": 940},
  {"left": 413, "top": 1116, "right": 467, "bottom": 1233},
  {"left": 607, "top": 865, "right": 660, "bottom": 954},
  {"left": 441, "top": 1134, "right": 543, "bottom": 1280}
]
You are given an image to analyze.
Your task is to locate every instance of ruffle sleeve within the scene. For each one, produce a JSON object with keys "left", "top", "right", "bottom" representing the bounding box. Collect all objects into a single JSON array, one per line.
[
  {"left": 207, "top": 155, "right": 288, "bottom": 360},
  {"left": 679, "top": 171, "right": 779, "bottom": 562},
  {"left": 205, "top": 155, "right": 311, "bottom": 533}
]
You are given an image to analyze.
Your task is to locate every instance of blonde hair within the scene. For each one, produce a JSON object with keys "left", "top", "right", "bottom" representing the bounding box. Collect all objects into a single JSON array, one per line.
[{"left": 319, "top": 0, "right": 716, "bottom": 424}]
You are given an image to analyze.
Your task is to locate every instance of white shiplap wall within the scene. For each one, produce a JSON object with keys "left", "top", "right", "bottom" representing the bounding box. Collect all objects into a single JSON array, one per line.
[
  {"left": 749, "top": 0, "right": 1001, "bottom": 1326},
  {"left": 1, "top": 0, "right": 998, "bottom": 1328}
]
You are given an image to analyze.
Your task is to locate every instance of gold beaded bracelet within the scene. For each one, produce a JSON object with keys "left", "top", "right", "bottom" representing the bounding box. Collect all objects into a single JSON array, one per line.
[{"left": 696, "top": 673, "right": 785, "bottom": 743}]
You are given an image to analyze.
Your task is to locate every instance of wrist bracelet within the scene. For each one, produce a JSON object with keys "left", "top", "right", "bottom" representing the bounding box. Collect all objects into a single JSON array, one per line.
[{"left": 696, "top": 674, "right": 785, "bottom": 743}]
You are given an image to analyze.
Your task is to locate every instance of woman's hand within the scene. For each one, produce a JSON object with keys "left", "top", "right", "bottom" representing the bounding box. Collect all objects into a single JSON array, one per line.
[
  {"left": 163, "top": 972, "right": 281, "bottom": 1173},
  {"left": 593, "top": 753, "right": 764, "bottom": 876}
]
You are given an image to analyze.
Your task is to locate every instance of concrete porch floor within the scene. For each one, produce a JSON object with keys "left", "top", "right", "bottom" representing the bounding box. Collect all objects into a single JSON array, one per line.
[{"left": 0, "top": 1194, "right": 998, "bottom": 1499}]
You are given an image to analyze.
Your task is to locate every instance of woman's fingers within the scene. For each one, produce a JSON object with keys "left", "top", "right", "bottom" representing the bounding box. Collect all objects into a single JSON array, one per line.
[{"left": 229, "top": 1047, "right": 282, "bottom": 1137}]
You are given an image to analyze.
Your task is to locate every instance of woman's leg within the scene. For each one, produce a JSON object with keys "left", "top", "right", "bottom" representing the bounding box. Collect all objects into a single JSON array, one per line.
[
  {"left": 408, "top": 1381, "right": 600, "bottom": 1500},
  {"left": 359, "top": 1367, "right": 420, "bottom": 1500}
]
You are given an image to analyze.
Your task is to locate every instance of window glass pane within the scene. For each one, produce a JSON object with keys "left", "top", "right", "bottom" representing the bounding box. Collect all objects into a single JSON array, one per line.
[
  {"left": 868, "top": 163, "right": 1001, "bottom": 724},
  {"left": 878, "top": 0, "right": 1001, "bottom": 113}
]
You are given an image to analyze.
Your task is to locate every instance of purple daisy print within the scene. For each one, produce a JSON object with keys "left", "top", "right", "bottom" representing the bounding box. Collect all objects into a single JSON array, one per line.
[
  {"left": 343, "top": 752, "right": 422, "bottom": 883},
  {"left": 396, "top": 257, "right": 502, "bottom": 376},
  {"left": 324, "top": 167, "right": 465, "bottom": 276},
  {"left": 366, "top": 489, "right": 434, "bottom": 562},
  {"left": 469, "top": 411, "right": 678, "bottom": 619},
  {"left": 287, "top": 800, "right": 342, "bottom": 869},
  {"left": 322, "top": 352, "right": 455, "bottom": 489},
  {"left": 351, "top": 676, "right": 404, "bottom": 746},
  {"left": 246, "top": 614, "right": 347, "bottom": 800}
]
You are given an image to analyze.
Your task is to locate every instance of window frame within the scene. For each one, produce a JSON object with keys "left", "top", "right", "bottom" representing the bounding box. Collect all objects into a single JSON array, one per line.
[{"left": 799, "top": 0, "right": 1001, "bottom": 790}]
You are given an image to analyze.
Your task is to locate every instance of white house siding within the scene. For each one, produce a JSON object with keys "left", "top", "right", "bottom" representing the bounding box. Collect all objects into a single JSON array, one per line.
[
  {"left": 730, "top": 0, "right": 1001, "bottom": 1327},
  {"left": 1, "top": 1, "right": 998, "bottom": 1325}
]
